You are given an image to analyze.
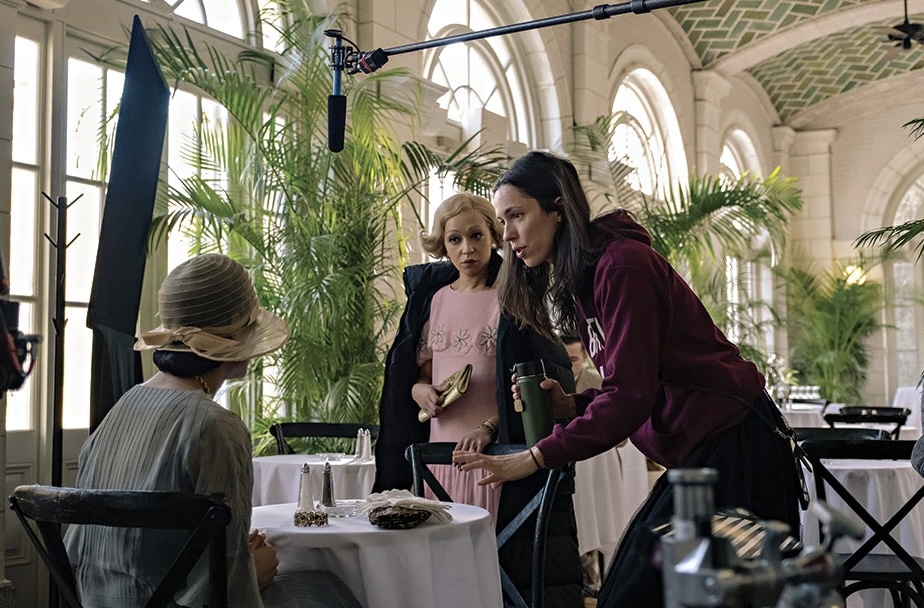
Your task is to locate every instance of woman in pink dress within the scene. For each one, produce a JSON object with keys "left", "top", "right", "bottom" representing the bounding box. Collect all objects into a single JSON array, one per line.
[
  {"left": 374, "top": 192, "right": 583, "bottom": 605},
  {"left": 412, "top": 193, "right": 505, "bottom": 518}
]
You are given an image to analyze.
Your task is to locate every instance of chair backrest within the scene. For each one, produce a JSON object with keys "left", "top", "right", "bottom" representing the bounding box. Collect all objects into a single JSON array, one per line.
[
  {"left": 799, "top": 440, "right": 924, "bottom": 591},
  {"left": 405, "top": 442, "right": 567, "bottom": 608},
  {"left": 9, "top": 485, "right": 231, "bottom": 608},
  {"left": 790, "top": 397, "right": 830, "bottom": 407},
  {"left": 823, "top": 406, "right": 910, "bottom": 440},
  {"left": 793, "top": 427, "right": 891, "bottom": 442},
  {"left": 268, "top": 422, "right": 380, "bottom": 455},
  {"left": 892, "top": 386, "right": 922, "bottom": 434}
]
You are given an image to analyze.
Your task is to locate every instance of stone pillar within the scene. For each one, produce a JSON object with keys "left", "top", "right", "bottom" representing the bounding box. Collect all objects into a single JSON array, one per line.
[
  {"left": 0, "top": 0, "right": 23, "bottom": 603},
  {"left": 771, "top": 125, "right": 795, "bottom": 176},
  {"left": 692, "top": 70, "right": 732, "bottom": 176},
  {"left": 788, "top": 129, "right": 838, "bottom": 270}
]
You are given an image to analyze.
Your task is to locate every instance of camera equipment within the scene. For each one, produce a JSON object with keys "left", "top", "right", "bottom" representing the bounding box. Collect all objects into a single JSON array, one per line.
[
  {"left": 0, "top": 300, "right": 42, "bottom": 392},
  {"left": 661, "top": 468, "right": 865, "bottom": 608}
]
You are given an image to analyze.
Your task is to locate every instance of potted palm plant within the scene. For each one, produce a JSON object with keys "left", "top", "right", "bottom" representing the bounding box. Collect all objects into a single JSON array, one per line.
[
  {"left": 775, "top": 260, "right": 886, "bottom": 405},
  {"left": 125, "top": 2, "right": 506, "bottom": 452},
  {"left": 565, "top": 116, "right": 804, "bottom": 370}
]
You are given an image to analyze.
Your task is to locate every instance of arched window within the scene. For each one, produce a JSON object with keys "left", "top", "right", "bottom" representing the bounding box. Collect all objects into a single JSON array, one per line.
[
  {"left": 719, "top": 129, "right": 773, "bottom": 356},
  {"left": 611, "top": 68, "right": 686, "bottom": 198},
  {"left": 142, "top": 0, "right": 248, "bottom": 39},
  {"left": 888, "top": 178, "right": 924, "bottom": 386},
  {"left": 425, "top": 0, "right": 532, "bottom": 146},
  {"left": 421, "top": 0, "right": 537, "bottom": 240}
]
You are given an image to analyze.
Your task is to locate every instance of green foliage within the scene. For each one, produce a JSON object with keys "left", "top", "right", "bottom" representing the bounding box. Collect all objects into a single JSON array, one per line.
[
  {"left": 121, "top": 3, "right": 506, "bottom": 452},
  {"left": 566, "top": 117, "right": 803, "bottom": 370},
  {"left": 776, "top": 261, "right": 885, "bottom": 404}
]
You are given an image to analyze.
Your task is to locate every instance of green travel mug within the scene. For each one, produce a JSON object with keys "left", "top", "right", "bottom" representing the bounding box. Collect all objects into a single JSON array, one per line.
[{"left": 515, "top": 360, "right": 554, "bottom": 447}]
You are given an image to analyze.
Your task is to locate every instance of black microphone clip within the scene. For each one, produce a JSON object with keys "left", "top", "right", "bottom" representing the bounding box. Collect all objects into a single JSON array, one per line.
[{"left": 348, "top": 48, "right": 389, "bottom": 75}]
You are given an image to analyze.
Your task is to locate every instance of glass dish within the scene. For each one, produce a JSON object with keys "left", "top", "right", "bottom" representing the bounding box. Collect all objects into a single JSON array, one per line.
[{"left": 318, "top": 499, "right": 363, "bottom": 518}]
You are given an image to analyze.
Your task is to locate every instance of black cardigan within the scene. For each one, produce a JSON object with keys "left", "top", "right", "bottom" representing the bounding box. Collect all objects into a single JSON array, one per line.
[{"left": 373, "top": 253, "right": 576, "bottom": 492}]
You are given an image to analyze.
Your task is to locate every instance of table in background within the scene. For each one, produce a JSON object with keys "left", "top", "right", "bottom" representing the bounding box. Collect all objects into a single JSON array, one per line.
[
  {"left": 252, "top": 454, "right": 375, "bottom": 506},
  {"left": 802, "top": 458, "right": 924, "bottom": 607},
  {"left": 780, "top": 403, "right": 826, "bottom": 428},
  {"left": 253, "top": 501, "right": 502, "bottom": 608},
  {"left": 573, "top": 441, "right": 649, "bottom": 564}
]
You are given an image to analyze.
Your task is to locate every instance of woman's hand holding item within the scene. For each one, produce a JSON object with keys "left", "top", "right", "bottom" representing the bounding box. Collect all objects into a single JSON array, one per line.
[
  {"left": 452, "top": 447, "right": 544, "bottom": 485},
  {"left": 411, "top": 381, "right": 446, "bottom": 419},
  {"left": 249, "top": 529, "right": 278, "bottom": 590},
  {"left": 509, "top": 373, "right": 576, "bottom": 419}
]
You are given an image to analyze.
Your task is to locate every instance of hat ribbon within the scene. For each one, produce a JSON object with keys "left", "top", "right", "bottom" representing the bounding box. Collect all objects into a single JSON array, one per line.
[{"left": 140, "top": 326, "right": 242, "bottom": 354}]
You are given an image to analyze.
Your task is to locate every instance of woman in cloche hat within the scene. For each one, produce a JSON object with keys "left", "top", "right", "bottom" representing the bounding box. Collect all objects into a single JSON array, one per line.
[{"left": 64, "top": 254, "right": 360, "bottom": 608}]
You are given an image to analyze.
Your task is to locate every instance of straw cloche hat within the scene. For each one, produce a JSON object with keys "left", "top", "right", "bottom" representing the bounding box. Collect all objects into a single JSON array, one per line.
[{"left": 133, "top": 254, "right": 289, "bottom": 361}]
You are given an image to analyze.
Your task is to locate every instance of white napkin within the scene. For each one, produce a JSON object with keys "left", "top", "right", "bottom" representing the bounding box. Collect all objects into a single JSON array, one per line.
[{"left": 361, "top": 489, "right": 453, "bottom": 524}]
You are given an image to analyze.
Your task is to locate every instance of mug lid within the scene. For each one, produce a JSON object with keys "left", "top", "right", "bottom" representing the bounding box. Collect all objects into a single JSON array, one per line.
[{"left": 514, "top": 360, "right": 546, "bottom": 377}]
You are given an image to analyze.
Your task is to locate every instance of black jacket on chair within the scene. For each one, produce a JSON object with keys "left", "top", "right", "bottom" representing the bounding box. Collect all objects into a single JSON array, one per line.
[{"left": 373, "top": 252, "right": 583, "bottom": 606}]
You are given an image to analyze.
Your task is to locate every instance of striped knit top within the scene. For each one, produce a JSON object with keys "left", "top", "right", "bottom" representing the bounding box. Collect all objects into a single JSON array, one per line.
[{"left": 64, "top": 385, "right": 262, "bottom": 607}]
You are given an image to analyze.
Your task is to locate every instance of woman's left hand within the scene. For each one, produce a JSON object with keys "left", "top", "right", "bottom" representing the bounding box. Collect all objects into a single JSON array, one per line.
[
  {"left": 454, "top": 426, "right": 493, "bottom": 453},
  {"left": 452, "top": 449, "right": 538, "bottom": 486}
]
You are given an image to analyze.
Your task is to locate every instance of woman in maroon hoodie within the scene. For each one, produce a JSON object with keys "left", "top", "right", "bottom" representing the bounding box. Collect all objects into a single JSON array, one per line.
[{"left": 454, "top": 150, "right": 801, "bottom": 607}]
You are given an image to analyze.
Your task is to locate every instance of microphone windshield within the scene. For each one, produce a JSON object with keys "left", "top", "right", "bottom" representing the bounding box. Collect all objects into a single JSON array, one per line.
[{"left": 328, "top": 94, "right": 347, "bottom": 152}]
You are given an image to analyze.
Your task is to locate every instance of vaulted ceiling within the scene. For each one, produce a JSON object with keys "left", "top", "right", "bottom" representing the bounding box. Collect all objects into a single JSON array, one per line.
[{"left": 667, "top": 0, "right": 924, "bottom": 129}]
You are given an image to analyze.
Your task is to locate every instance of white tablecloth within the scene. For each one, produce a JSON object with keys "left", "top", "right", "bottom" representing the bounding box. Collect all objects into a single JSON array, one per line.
[
  {"left": 253, "top": 502, "right": 503, "bottom": 608},
  {"left": 572, "top": 441, "right": 650, "bottom": 563},
  {"left": 252, "top": 454, "right": 375, "bottom": 506},
  {"left": 574, "top": 448, "right": 624, "bottom": 561},
  {"left": 802, "top": 458, "right": 924, "bottom": 607},
  {"left": 781, "top": 403, "right": 826, "bottom": 428}
]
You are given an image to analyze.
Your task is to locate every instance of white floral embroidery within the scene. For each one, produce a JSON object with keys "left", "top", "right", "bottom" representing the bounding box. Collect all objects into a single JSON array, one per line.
[
  {"left": 478, "top": 325, "right": 497, "bottom": 354},
  {"left": 452, "top": 328, "right": 471, "bottom": 353},
  {"left": 429, "top": 324, "right": 446, "bottom": 349}
]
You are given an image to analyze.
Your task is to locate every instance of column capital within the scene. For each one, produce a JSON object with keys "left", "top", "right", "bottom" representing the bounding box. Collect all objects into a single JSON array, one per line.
[
  {"left": 791, "top": 128, "right": 838, "bottom": 156},
  {"left": 692, "top": 70, "right": 732, "bottom": 105},
  {"left": 772, "top": 126, "right": 795, "bottom": 155}
]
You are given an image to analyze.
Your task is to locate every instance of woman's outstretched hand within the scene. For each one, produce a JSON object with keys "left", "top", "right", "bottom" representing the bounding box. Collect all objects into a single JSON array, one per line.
[
  {"left": 452, "top": 449, "right": 538, "bottom": 486},
  {"left": 509, "top": 374, "right": 576, "bottom": 419}
]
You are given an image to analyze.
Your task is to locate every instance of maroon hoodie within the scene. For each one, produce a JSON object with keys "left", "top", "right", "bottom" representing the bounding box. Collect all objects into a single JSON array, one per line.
[{"left": 535, "top": 211, "right": 763, "bottom": 468}]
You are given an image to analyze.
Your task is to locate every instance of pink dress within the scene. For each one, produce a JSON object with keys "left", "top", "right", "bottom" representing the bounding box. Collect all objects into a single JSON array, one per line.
[{"left": 418, "top": 285, "right": 502, "bottom": 520}]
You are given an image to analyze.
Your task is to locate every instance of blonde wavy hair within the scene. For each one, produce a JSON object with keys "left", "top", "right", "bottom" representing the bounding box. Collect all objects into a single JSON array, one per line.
[{"left": 420, "top": 192, "right": 502, "bottom": 259}]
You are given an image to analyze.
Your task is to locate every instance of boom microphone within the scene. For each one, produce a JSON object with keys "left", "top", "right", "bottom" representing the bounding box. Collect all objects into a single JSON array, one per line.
[{"left": 328, "top": 94, "right": 346, "bottom": 153}]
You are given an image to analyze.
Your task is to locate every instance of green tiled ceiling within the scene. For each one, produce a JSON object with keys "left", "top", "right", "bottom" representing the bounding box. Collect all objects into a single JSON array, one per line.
[
  {"left": 667, "top": 1, "right": 924, "bottom": 124},
  {"left": 747, "top": 16, "right": 924, "bottom": 121},
  {"left": 669, "top": 0, "right": 868, "bottom": 66}
]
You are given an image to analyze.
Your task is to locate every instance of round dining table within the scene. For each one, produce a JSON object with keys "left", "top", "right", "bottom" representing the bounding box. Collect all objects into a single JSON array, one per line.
[{"left": 252, "top": 501, "right": 503, "bottom": 608}]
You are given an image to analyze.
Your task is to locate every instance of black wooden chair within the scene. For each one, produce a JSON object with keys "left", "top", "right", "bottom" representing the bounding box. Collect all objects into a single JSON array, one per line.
[
  {"left": 9, "top": 485, "right": 231, "bottom": 608},
  {"left": 823, "top": 406, "right": 910, "bottom": 440},
  {"left": 800, "top": 439, "right": 924, "bottom": 607},
  {"left": 405, "top": 442, "right": 568, "bottom": 608},
  {"left": 268, "top": 421, "right": 379, "bottom": 455},
  {"left": 793, "top": 427, "right": 891, "bottom": 442}
]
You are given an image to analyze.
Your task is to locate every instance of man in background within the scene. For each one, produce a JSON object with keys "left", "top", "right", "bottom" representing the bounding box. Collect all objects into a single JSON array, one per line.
[{"left": 563, "top": 335, "right": 603, "bottom": 392}]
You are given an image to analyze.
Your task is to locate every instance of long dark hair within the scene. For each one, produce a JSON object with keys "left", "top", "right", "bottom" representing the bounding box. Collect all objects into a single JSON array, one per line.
[{"left": 494, "top": 151, "right": 618, "bottom": 339}]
